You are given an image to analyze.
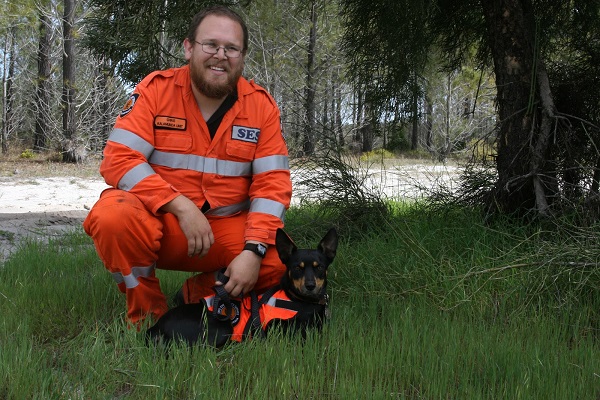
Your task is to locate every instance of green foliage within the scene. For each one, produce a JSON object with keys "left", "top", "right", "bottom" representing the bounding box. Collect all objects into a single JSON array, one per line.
[
  {"left": 341, "top": 0, "right": 431, "bottom": 108},
  {"left": 385, "top": 125, "right": 411, "bottom": 152},
  {"left": 19, "top": 149, "right": 35, "bottom": 159},
  {"left": 360, "top": 148, "right": 395, "bottom": 161}
]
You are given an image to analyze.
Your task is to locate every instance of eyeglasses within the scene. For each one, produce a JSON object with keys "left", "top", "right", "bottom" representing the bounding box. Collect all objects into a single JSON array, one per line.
[{"left": 193, "top": 40, "right": 243, "bottom": 58}]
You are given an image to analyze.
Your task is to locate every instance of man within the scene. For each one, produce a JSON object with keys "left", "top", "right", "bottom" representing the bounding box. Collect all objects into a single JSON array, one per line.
[{"left": 83, "top": 6, "right": 292, "bottom": 326}]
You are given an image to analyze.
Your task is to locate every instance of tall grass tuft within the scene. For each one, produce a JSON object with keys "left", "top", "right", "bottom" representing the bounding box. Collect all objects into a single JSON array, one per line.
[{"left": 0, "top": 205, "right": 598, "bottom": 399}]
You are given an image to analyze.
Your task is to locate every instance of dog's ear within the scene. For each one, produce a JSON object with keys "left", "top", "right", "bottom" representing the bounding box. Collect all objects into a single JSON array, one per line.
[
  {"left": 276, "top": 228, "right": 297, "bottom": 264},
  {"left": 318, "top": 228, "right": 338, "bottom": 262}
]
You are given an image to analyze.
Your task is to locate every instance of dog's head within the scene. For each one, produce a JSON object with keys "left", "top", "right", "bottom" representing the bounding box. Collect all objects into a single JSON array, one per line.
[{"left": 275, "top": 228, "right": 338, "bottom": 302}]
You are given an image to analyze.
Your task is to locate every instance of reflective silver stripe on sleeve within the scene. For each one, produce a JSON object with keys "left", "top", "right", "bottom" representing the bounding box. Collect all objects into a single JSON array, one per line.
[
  {"left": 205, "top": 199, "right": 251, "bottom": 216},
  {"left": 149, "top": 151, "right": 190, "bottom": 169},
  {"left": 249, "top": 198, "right": 287, "bottom": 220},
  {"left": 118, "top": 163, "right": 156, "bottom": 191},
  {"left": 149, "top": 150, "right": 252, "bottom": 176},
  {"left": 108, "top": 128, "right": 155, "bottom": 159},
  {"left": 252, "top": 155, "right": 289, "bottom": 174},
  {"left": 110, "top": 265, "right": 155, "bottom": 289}
]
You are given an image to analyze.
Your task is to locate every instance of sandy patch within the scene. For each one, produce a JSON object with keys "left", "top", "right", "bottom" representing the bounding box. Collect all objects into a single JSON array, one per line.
[
  {"left": 0, "top": 164, "right": 460, "bottom": 263},
  {"left": 0, "top": 177, "right": 109, "bottom": 262}
]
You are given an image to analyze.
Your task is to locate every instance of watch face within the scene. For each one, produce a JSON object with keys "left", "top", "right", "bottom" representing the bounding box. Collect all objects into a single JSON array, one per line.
[
  {"left": 245, "top": 243, "right": 267, "bottom": 257},
  {"left": 257, "top": 244, "right": 267, "bottom": 256}
]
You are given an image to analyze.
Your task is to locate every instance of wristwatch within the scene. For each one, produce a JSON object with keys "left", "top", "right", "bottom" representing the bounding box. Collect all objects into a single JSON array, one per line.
[{"left": 243, "top": 243, "right": 267, "bottom": 258}]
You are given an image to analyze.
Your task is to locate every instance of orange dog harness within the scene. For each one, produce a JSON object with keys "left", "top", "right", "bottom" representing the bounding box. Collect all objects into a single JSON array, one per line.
[{"left": 204, "top": 282, "right": 327, "bottom": 342}]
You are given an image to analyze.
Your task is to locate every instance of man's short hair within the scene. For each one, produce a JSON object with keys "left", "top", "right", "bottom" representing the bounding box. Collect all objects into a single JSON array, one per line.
[{"left": 187, "top": 5, "right": 248, "bottom": 55}]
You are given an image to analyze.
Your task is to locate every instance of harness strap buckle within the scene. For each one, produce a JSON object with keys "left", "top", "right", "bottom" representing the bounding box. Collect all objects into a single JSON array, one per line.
[{"left": 211, "top": 269, "right": 232, "bottom": 322}]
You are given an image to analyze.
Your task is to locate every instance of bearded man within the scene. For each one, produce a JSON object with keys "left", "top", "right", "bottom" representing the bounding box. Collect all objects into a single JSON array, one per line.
[{"left": 83, "top": 6, "right": 292, "bottom": 327}]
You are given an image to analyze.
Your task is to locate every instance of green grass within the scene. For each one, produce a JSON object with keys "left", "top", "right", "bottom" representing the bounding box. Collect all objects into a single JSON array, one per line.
[{"left": 1, "top": 205, "right": 598, "bottom": 399}]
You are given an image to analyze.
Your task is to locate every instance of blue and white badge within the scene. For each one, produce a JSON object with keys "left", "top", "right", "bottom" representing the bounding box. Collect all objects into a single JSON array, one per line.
[{"left": 232, "top": 126, "right": 260, "bottom": 144}]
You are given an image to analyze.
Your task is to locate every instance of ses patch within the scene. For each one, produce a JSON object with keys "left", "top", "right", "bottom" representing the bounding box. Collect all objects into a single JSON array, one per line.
[
  {"left": 232, "top": 126, "right": 260, "bottom": 144},
  {"left": 119, "top": 93, "right": 139, "bottom": 118}
]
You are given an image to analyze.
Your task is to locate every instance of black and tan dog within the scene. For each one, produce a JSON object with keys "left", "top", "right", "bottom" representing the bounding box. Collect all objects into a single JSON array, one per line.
[{"left": 146, "top": 227, "right": 338, "bottom": 347}]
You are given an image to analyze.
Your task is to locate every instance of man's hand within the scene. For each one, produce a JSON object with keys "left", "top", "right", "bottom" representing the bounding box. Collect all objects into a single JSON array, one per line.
[
  {"left": 217, "top": 249, "right": 263, "bottom": 297},
  {"left": 161, "top": 195, "right": 214, "bottom": 257}
]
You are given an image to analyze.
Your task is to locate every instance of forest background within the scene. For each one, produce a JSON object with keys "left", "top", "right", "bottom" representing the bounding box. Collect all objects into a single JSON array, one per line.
[
  {"left": 1, "top": 1, "right": 599, "bottom": 397},
  {"left": 2, "top": 0, "right": 599, "bottom": 219}
]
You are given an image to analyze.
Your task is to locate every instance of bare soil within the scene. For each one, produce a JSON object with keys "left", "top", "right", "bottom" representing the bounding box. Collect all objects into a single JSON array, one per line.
[
  {"left": 0, "top": 156, "right": 105, "bottom": 263},
  {"left": 0, "top": 154, "right": 460, "bottom": 263}
]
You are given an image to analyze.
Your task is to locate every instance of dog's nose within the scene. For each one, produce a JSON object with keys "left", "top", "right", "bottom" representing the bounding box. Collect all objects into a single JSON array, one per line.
[{"left": 305, "top": 281, "right": 316, "bottom": 291}]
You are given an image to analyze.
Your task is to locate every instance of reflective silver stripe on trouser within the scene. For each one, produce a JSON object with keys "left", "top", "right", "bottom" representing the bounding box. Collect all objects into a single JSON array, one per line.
[
  {"left": 111, "top": 265, "right": 155, "bottom": 289},
  {"left": 250, "top": 198, "right": 287, "bottom": 221}
]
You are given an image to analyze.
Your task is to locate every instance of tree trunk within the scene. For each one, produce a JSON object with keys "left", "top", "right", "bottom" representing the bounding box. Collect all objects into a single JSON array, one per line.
[
  {"left": 410, "top": 73, "right": 419, "bottom": 150},
  {"left": 1, "top": 26, "right": 15, "bottom": 154},
  {"left": 355, "top": 83, "right": 363, "bottom": 143},
  {"left": 303, "top": 0, "right": 317, "bottom": 156},
  {"left": 361, "top": 104, "right": 375, "bottom": 152},
  {"left": 35, "top": 9, "right": 52, "bottom": 152},
  {"left": 335, "top": 72, "right": 344, "bottom": 147},
  {"left": 480, "top": 0, "right": 545, "bottom": 214},
  {"left": 441, "top": 74, "right": 451, "bottom": 161},
  {"left": 425, "top": 94, "right": 433, "bottom": 152},
  {"left": 62, "top": 0, "right": 78, "bottom": 162}
]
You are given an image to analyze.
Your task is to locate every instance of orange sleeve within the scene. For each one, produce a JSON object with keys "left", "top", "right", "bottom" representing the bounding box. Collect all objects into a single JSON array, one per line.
[
  {"left": 100, "top": 73, "right": 181, "bottom": 215},
  {"left": 244, "top": 91, "right": 292, "bottom": 244}
]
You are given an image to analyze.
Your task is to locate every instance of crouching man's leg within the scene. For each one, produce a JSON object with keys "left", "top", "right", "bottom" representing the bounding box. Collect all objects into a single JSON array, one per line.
[{"left": 83, "top": 189, "right": 168, "bottom": 327}]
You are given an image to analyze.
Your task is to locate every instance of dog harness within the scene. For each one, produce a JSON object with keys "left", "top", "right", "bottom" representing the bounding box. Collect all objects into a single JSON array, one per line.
[{"left": 204, "top": 283, "right": 327, "bottom": 342}]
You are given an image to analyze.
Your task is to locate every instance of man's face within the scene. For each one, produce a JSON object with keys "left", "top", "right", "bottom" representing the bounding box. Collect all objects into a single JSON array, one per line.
[{"left": 184, "top": 15, "right": 245, "bottom": 99}]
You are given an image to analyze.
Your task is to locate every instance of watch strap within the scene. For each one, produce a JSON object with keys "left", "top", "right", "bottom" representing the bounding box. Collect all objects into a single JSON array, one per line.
[{"left": 243, "top": 243, "right": 267, "bottom": 258}]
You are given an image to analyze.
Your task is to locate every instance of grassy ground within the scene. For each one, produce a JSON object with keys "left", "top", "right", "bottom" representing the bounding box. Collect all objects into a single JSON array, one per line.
[{"left": 0, "top": 203, "right": 598, "bottom": 399}]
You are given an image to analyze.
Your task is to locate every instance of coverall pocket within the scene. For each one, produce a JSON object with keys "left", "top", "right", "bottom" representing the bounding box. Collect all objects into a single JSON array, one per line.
[
  {"left": 225, "top": 142, "right": 256, "bottom": 161},
  {"left": 155, "top": 130, "right": 192, "bottom": 152}
]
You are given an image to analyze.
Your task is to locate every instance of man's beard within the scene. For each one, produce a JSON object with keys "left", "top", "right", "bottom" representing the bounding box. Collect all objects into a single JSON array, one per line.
[{"left": 190, "top": 61, "right": 242, "bottom": 99}]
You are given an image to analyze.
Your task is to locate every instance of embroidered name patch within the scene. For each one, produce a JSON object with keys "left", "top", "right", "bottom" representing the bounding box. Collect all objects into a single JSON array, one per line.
[
  {"left": 154, "top": 116, "right": 187, "bottom": 130},
  {"left": 232, "top": 126, "right": 260, "bottom": 143},
  {"left": 119, "top": 93, "right": 139, "bottom": 118}
]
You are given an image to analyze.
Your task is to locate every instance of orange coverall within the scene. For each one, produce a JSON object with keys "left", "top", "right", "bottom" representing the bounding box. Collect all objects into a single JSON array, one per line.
[{"left": 83, "top": 65, "right": 292, "bottom": 325}]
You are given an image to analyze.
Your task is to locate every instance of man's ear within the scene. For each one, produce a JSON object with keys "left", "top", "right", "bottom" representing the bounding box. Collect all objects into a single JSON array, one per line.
[{"left": 183, "top": 38, "right": 194, "bottom": 61}]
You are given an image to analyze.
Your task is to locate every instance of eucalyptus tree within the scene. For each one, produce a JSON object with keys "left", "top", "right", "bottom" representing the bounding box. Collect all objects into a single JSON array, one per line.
[
  {"left": 341, "top": 0, "right": 600, "bottom": 216},
  {"left": 341, "top": 0, "right": 432, "bottom": 153},
  {"left": 61, "top": 0, "right": 77, "bottom": 161},
  {"left": 241, "top": 0, "right": 346, "bottom": 155},
  {"left": 0, "top": 0, "right": 38, "bottom": 154},
  {"left": 35, "top": 3, "right": 52, "bottom": 152}
]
